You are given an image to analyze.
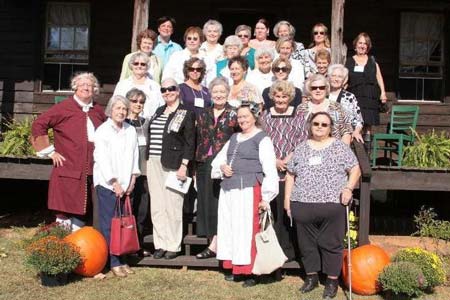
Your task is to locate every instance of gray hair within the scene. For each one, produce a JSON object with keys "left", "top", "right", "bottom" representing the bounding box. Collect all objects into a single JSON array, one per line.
[
  {"left": 105, "top": 95, "right": 129, "bottom": 117},
  {"left": 203, "top": 19, "right": 223, "bottom": 36},
  {"left": 273, "top": 20, "right": 296, "bottom": 38},
  {"left": 234, "top": 24, "right": 252, "bottom": 36},
  {"left": 128, "top": 52, "right": 150, "bottom": 70},
  {"left": 254, "top": 47, "right": 276, "bottom": 60},
  {"left": 328, "top": 64, "right": 349, "bottom": 82},
  {"left": 125, "top": 88, "right": 146, "bottom": 102},
  {"left": 223, "top": 35, "right": 243, "bottom": 51},
  {"left": 304, "top": 73, "right": 330, "bottom": 96},
  {"left": 208, "top": 77, "right": 230, "bottom": 96},
  {"left": 269, "top": 80, "right": 296, "bottom": 103},
  {"left": 161, "top": 78, "right": 179, "bottom": 89},
  {"left": 71, "top": 72, "right": 100, "bottom": 95}
]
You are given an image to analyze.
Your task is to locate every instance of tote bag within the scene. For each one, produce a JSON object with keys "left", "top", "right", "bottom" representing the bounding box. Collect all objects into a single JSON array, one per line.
[{"left": 110, "top": 195, "right": 140, "bottom": 255}]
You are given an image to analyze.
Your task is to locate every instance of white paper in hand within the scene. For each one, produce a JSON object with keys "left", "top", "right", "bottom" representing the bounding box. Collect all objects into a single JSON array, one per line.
[{"left": 165, "top": 171, "right": 192, "bottom": 194}]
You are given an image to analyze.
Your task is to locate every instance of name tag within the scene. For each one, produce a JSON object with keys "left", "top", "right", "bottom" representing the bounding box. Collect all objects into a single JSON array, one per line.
[
  {"left": 354, "top": 65, "right": 364, "bottom": 73},
  {"left": 138, "top": 136, "right": 147, "bottom": 146},
  {"left": 194, "top": 97, "right": 204, "bottom": 108},
  {"left": 308, "top": 156, "right": 322, "bottom": 166}
]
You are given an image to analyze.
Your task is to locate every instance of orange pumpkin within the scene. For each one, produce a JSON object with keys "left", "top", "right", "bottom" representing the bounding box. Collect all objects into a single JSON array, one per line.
[
  {"left": 65, "top": 226, "right": 108, "bottom": 277},
  {"left": 342, "top": 244, "right": 390, "bottom": 295}
]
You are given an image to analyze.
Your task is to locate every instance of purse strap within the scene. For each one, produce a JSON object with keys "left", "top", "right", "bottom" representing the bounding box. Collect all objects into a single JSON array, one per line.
[
  {"left": 260, "top": 209, "right": 273, "bottom": 232},
  {"left": 113, "top": 195, "right": 133, "bottom": 217}
]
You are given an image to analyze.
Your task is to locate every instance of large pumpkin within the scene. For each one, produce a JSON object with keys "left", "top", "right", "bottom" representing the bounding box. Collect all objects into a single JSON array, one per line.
[
  {"left": 65, "top": 226, "right": 108, "bottom": 277},
  {"left": 342, "top": 244, "right": 390, "bottom": 295}
]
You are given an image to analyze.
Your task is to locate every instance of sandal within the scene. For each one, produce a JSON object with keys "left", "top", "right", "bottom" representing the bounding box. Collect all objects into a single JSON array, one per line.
[{"left": 196, "top": 248, "right": 216, "bottom": 259}]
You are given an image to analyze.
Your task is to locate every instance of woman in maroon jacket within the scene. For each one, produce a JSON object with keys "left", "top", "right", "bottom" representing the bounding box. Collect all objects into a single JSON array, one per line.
[{"left": 31, "top": 72, "right": 106, "bottom": 231}]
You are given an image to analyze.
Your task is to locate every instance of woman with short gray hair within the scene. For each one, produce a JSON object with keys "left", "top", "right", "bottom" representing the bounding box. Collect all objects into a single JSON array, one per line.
[
  {"left": 273, "top": 20, "right": 306, "bottom": 61},
  {"left": 200, "top": 19, "right": 224, "bottom": 63},
  {"left": 216, "top": 35, "right": 243, "bottom": 83},
  {"left": 246, "top": 47, "right": 276, "bottom": 94},
  {"left": 235, "top": 25, "right": 256, "bottom": 70}
]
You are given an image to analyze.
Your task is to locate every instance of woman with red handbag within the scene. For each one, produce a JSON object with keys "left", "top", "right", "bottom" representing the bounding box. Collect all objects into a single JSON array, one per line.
[{"left": 93, "top": 95, "right": 141, "bottom": 278}]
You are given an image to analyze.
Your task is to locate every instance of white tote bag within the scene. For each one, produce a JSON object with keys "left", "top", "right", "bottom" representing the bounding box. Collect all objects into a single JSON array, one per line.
[{"left": 252, "top": 209, "right": 288, "bottom": 275}]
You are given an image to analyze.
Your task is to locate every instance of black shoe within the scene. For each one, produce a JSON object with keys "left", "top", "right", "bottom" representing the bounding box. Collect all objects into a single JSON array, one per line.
[
  {"left": 196, "top": 248, "right": 216, "bottom": 259},
  {"left": 242, "top": 277, "right": 257, "bottom": 288},
  {"left": 300, "top": 274, "right": 319, "bottom": 293},
  {"left": 153, "top": 249, "right": 166, "bottom": 259},
  {"left": 322, "top": 278, "right": 339, "bottom": 299},
  {"left": 224, "top": 273, "right": 234, "bottom": 281},
  {"left": 164, "top": 251, "right": 179, "bottom": 260},
  {"left": 138, "top": 249, "right": 152, "bottom": 258}
]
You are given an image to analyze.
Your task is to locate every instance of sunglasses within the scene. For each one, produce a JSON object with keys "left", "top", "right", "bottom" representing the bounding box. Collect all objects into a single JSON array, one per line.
[
  {"left": 314, "top": 31, "right": 325, "bottom": 35},
  {"left": 132, "top": 62, "right": 147, "bottom": 67},
  {"left": 237, "top": 34, "right": 249, "bottom": 38},
  {"left": 273, "top": 67, "right": 289, "bottom": 73},
  {"left": 186, "top": 36, "right": 199, "bottom": 41},
  {"left": 188, "top": 67, "right": 203, "bottom": 72},
  {"left": 312, "top": 122, "right": 330, "bottom": 128},
  {"left": 311, "top": 86, "right": 326, "bottom": 91},
  {"left": 129, "top": 99, "right": 145, "bottom": 104},
  {"left": 160, "top": 85, "right": 177, "bottom": 93}
]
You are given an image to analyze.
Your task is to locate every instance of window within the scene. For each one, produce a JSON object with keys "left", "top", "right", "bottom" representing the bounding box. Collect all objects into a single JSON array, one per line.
[
  {"left": 398, "top": 12, "right": 444, "bottom": 101},
  {"left": 42, "top": 2, "right": 90, "bottom": 91}
]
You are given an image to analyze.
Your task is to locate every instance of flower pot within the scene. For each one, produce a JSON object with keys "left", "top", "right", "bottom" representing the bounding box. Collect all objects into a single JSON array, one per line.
[
  {"left": 40, "top": 272, "right": 68, "bottom": 287},
  {"left": 384, "top": 291, "right": 413, "bottom": 300}
]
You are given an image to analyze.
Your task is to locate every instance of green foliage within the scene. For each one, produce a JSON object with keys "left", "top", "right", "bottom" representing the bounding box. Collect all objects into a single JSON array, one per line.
[
  {"left": 393, "top": 247, "right": 446, "bottom": 288},
  {"left": 403, "top": 130, "right": 450, "bottom": 168},
  {"left": 0, "top": 118, "right": 36, "bottom": 156},
  {"left": 413, "top": 206, "right": 450, "bottom": 242},
  {"left": 379, "top": 261, "right": 427, "bottom": 297},
  {"left": 23, "top": 222, "right": 72, "bottom": 248}
]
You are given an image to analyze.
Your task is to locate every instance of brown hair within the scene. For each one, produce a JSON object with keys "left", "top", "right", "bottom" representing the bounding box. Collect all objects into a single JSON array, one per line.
[
  {"left": 183, "top": 26, "right": 204, "bottom": 43},
  {"left": 182, "top": 57, "right": 206, "bottom": 82},
  {"left": 352, "top": 32, "right": 372, "bottom": 53},
  {"left": 315, "top": 49, "right": 331, "bottom": 63},
  {"left": 308, "top": 111, "right": 334, "bottom": 138},
  {"left": 228, "top": 56, "right": 249, "bottom": 71},
  {"left": 136, "top": 29, "right": 157, "bottom": 50}
]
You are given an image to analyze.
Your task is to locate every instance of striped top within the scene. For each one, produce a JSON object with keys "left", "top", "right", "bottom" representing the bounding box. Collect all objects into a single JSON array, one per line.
[{"left": 149, "top": 114, "right": 169, "bottom": 157}]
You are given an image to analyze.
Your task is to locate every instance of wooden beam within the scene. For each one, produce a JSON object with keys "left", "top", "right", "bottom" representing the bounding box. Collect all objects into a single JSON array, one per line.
[
  {"left": 331, "top": 0, "right": 347, "bottom": 64},
  {"left": 131, "top": 0, "right": 149, "bottom": 52}
]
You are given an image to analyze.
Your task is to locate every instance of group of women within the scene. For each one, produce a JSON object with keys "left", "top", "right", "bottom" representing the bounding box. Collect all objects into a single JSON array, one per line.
[{"left": 31, "top": 16, "right": 393, "bottom": 299}]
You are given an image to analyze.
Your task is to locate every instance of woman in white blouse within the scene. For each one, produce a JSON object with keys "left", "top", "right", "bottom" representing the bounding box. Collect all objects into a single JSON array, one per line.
[
  {"left": 93, "top": 95, "right": 140, "bottom": 278},
  {"left": 199, "top": 19, "right": 224, "bottom": 63}
]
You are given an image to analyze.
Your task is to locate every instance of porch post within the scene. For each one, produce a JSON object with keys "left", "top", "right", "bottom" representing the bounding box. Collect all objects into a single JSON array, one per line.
[
  {"left": 131, "top": 0, "right": 149, "bottom": 52},
  {"left": 331, "top": 0, "right": 347, "bottom": 64}
]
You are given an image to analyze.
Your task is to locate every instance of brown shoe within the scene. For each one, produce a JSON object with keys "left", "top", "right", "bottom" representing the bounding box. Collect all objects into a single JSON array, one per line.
[
  {"left": 121, "top": 264, "right": 135, "bottom": 275},
  {"left": 111, "top": 266, "right": 127, "bottom": 278}
]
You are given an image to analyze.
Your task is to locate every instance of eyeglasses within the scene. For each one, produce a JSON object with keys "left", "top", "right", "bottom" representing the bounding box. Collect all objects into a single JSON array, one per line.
[
  {"left": 273, "top": 67, "right": 289, "bottom": 73},
  {"left": 129, "top": 99, "right": 145, "bottom": 104},
  {"left": 312, "top": 122, "right": 330, "bottom": 128},
  {"left": 186, "top": 36, "right": 199, "bottom": 41},
  {"left": 314, "top": 31, "right": 325, "bottom": 35},
  {"left": 132, "top": 62, "right": 147, "bottom": 67},
  {"left": 160, "top": 86, "right": 177, "bottom": 93},
  {"left": 311, "top": 86, "right": 326, "bottom": 91},
  {"left": 188, "top": 67, "right": 204, "bottom": 72},
  {"left": 237, "top": 34, "right": 249, "bottom": 38}
]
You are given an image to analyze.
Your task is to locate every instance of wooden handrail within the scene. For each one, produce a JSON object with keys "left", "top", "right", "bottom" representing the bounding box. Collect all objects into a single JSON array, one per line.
[{"left": 352, "top": 141, "right": 372, "bottom": 178}]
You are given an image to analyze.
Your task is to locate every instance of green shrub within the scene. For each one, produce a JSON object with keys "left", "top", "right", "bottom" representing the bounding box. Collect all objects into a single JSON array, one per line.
[
  {"left": 23, "top": 222, "right": 72, "bottom": 248},
  {"left": 413, "top": 206, "right": 450, "bottom": 242},
  {"left": 379, "top": 261, "right": 427, "bottom": 297},
  {"left": 403, "top": 130, "right": 450, "bottom": 168},
  {"left": 393, "top": 247, "right": 446, "bottom": 288}
]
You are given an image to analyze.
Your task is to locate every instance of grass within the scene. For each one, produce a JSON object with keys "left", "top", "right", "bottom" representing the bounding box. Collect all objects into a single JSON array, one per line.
[{"left": 0, "top": 227, "right": 449, "bottom": 300}]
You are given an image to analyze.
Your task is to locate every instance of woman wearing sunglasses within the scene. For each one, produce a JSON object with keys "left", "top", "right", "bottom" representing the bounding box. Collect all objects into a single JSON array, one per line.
[
  {"left": 297, "top": 74, "right": 352, "bottom": 145},
  {"left": 275, "top": 37, "right": 305, "bottom": 90},
  {"left": 234, "top": 25, "right": 256, "bottom": 70},
  {"left": 285, "top": 111, "right": 361, "bottom": 299},
  {"left": 114, "top": 52, "right": 164, "bottom": 119},
  {"left": 303, "top": 23, "right": 331, "bottom": 78},
  {"left": 146, "top": 78, "right": 195, "bottom": 260}
]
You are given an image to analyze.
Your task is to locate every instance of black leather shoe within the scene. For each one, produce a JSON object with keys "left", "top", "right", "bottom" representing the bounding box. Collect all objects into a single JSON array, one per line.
[
  {"left": 300, "top": 274, "right": 319, "bottom": 293},
  {"left": 153, "top": 249, "right": 166, "bottom": 259},
  {"left": 138, "top": 249, "right": 152, "bottom": 258},
  {"left": 322, "top": 278, "right": 339, "bottom": 299},
  {"left": 224, "top": 273, "right": 234, "bottom": 281},
  {"left": 164, "top": 251, "right": 179, "bottom": 260},
  {"left": 242, "top": 277, "right": 258, "bottom": 288},
  {"left": 196, "top": 248, "right": 216, "bottom": 259}
]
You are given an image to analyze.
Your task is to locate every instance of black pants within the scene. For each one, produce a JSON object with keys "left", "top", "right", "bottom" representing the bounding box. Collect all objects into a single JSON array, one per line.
[
  {"left": 131, "top": 175, "right": 151, "bottom": 248},
  {"left": 291, "top": 202, "right": 345, "bottom": 277}
]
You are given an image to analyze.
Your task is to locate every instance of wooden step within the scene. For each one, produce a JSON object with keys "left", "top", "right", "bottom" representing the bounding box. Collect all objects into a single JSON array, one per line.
[{"left": 143, "top": 234, "right": 209, "bottom": 245}]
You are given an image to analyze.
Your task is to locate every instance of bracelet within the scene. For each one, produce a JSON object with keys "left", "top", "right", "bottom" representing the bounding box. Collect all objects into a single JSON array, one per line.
[{"left": 343, "top": 187, "right": 353, "bottom": 192}]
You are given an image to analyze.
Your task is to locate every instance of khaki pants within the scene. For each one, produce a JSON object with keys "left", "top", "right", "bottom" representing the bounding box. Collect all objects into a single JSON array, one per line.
[{"left": 147, "top": 157, "right": 183, "bottom": 252}]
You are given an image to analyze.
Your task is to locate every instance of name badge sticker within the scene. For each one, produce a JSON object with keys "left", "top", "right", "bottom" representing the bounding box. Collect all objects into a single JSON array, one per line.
[
  {"left": 138, "top": 136, "right": 146, "bottom": 146},
  {"left": 354, "top": 65, "right": 364, "bottom": 73},
  {"left": 194, "top": 97, "right": 204, "bottom": 108},
  {"left": 308, "top": 156, "right": 322, "bottom": 166}
]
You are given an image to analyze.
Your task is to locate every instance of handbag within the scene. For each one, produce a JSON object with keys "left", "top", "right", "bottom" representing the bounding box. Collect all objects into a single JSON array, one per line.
[
  {"left": 252, "top": 209, "right": 288, "bottom": 275},
  {"left": 110, "top": 195, "right": 140, "bottom": 256}
]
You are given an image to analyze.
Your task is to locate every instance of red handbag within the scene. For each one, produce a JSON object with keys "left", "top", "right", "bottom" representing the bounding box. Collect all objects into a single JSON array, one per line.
[{"left": 110, "top": 195, "right": 140, "bottom": 255}]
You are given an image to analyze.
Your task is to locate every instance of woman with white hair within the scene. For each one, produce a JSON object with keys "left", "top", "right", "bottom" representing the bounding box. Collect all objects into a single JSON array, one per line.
[
  {"left": 114, "top": 52, "right": 164, "bottom": 119},
  {"left": 273, "top": 20, "right": 305, "bottom": 61},
  {"left": 246, "top": 47, "right": 276, "bottom": 94},
  {"left": 94, "top": 95, "right": 140, "bottom": 277},
  {"left": 216, "top": 35, "right": 243, "bottom": 84},
  {"left": 199, "top": 19, "right": 224, "bottom": 63},
  {"left": 235, "top": 25, "right": 256, "bottom": 70}
]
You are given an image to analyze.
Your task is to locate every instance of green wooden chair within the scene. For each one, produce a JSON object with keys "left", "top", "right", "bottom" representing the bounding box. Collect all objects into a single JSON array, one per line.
[
  {"left": 54, "top": 96, "right": 66, "bottom": 104},
  {"left": 371, "top": 105, "right": 419, "bottom": 167}
]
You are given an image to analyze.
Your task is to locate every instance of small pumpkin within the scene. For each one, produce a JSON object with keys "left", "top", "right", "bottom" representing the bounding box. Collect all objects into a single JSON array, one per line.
[
  {"left": 65, "top": 226, "right": 108, "bottom": 277},
  {"left": 342, "top": 244, "right": 390, "bottom": 295}
]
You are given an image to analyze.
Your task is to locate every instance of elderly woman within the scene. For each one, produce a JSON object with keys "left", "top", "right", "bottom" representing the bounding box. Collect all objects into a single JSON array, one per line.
[
  {"left": 93, "top": 95, "right": 140, "bottom": 277},
  {"left": 246, "top": 47, "right": 276, "bottom": 94},
  {"left": 31, "top": 72, "right": 106, "bottom": 231},
  {"left": 235, "top": 25, "right": 256, "bottom": 70},
  {"left": 228, "top": 56, "right": 263, "bottom": 108},
  {"left": 119, "top": 29, "right": 162, "bottom": 83},
  {"left": 163, "top": 26, "right": 216, "bottom": 86},
  {"left": 211, "top": 102, "right": 279, "bottom": 287},
  {"left": 345, "top": 32, "right": 387, "bottom": 144},
  {"left": 199, "top": 19, "right": 224, "bottom": 63},
  {"left": 303, "top": 23, "right": 331, "bottom": 78},
  {"left": 298, "top": 74, "right": 352, "bottom": 144},
  {"left": 273, "top": 20, "right": 305, "bottom": 61},
  {"left": 178, "top": 57, "right": 212, "bottom": 117},
  {"left": 249, "top": 18, "right": 276, "bottom": 49},
  {"left": 153, "top": 16, "right": 183, "bottom": 67},
  {"left": 262, "top": 58, "right": 302, "bottom": 108},
  {"left": 261, "top": 80, "right": 308, "bottom": 261},
  {"left": 114, "top": 52, "right": 164, "bottom": 119},
  {"left": 315, "top": 49, "right": 331, "bottom": 76},
  {"left": 285, "top": 111, "right": 361, "bottom": 298},
  {"left": 147, "top": 78, "right": 195, "bottom": 260},
  {"left": 216, "top": 35, "right": 243, "bottom": 83},
  {"left": 195, "top": 78, "right": 238, "bottom": 259},
  {"left": 328, "top": 64, "right": 364, "bottom": 143},
  {"left": 275, "top": 37, "right": 305, "bottom": 89}
]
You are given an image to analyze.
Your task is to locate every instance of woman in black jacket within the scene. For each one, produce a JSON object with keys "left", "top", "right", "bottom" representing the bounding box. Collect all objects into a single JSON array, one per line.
[{"left": 147, "top": 78, "right": 195, "bottom": 259}]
